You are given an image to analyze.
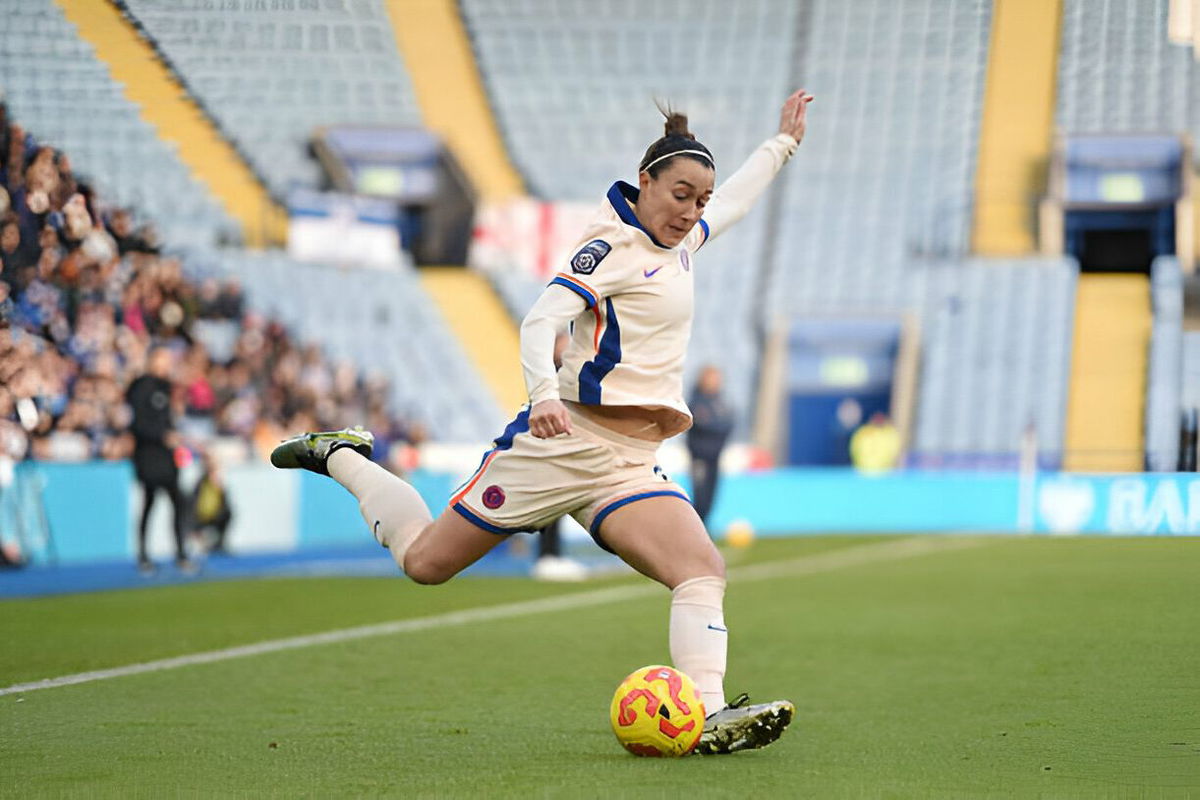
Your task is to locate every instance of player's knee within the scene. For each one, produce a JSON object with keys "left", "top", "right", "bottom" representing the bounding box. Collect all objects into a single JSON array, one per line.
[
  {"left": 401, "top": 547, "right": 453, "bottom": 585},
  {"left": 408, "top": 570, "right": 449, "bottom": 586}
]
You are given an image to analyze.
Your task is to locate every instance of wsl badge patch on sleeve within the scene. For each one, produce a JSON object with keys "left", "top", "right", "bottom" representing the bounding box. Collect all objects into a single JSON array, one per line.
[{"left": 570, "top": 240, "right": 611, "bottom": 275}]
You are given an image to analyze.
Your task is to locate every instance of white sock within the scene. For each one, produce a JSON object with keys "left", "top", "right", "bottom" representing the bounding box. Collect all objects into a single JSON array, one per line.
[
  {"left": 669, "top": 575, "right": 728, "bottom": 715},
  {"left": 327, "top": 447, "right": 432, "bottom": 569}
]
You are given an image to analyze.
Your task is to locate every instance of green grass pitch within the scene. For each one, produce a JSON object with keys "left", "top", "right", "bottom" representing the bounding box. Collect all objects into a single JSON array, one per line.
[{"left": 2, "top": 535, "right": 1199, "bottom": 797}]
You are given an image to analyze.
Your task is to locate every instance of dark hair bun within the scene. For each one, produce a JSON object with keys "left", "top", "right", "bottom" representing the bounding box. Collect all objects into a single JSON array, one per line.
[
  {"left": 639, "top": 103, "right": 712, "bottom": 175},
  {"left": 664, "top": 112, "right": 694, "bottom": 140}
]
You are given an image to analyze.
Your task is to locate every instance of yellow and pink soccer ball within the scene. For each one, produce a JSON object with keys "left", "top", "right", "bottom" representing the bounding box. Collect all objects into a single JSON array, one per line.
[{"left": 609, "top": 665, "right": 706, "bottom": 757}]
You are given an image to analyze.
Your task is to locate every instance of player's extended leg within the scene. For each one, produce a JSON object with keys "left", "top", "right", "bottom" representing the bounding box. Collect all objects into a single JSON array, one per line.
[
  {"left": 598, "top": 495, "right": 726, "bottom": 709},
  {"left": 597, "top": 495, "right": 793, "bottom": 755},
  {"left": 401, "top": 508, "right": 508, "bottom": 585},
  {"left": 271, "top": 428, "right": 503, "bottom": 583}
]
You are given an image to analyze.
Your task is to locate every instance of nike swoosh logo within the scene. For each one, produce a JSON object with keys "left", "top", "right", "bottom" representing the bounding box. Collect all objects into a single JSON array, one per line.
[
  {"left": 707, "top": 624, "right": 728, "bottom": 632},
  {"left": 644, "top": 265, "right": 664, "bottom": 278}
]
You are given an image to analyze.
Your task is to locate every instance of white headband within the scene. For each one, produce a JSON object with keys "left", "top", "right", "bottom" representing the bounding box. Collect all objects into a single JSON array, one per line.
[{"left": 640, "top": 149, "right": 715, "bottom": 173}]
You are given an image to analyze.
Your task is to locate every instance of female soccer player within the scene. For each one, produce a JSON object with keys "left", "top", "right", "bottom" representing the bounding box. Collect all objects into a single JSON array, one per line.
[{"left": 272, "top": 89, "right": 814, "bottom": 755}]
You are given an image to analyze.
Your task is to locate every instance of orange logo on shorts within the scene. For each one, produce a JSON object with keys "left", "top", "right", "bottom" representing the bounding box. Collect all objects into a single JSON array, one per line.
[{"left": 482, "top": 485, "right": 506, "bottom": 509}]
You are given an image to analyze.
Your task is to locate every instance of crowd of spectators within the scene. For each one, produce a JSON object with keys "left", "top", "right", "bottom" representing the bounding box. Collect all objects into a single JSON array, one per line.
[{"left": 0, "top": 102, "right": 421, "bottom": 471}]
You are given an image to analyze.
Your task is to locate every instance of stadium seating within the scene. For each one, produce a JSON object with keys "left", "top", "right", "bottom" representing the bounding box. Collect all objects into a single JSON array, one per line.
[
  {"left": 1057, "top": 0, "right": 1191, "bottom": 136},
  {"left": 767, "top": 0, "right": 992, "bottom": 314},
  {"left": 909, "top": 259, "right": 1078, "bottom": 468},
  {"left": 1145, "top": 256, "right": 1184, "bottom": 471},
  {"left": 119, "top": 0, "right": 423, "bottom": 195},
  {"left": 179, "top": 247, "right": 506, "bottom": 442},
  {"left": 1184, "top": 330, "right": 1200, "bottom": 418},
  {"left": 460, "top": 0, "right": 800, "bottom": 201},
  {"left": 488, "top": 269, "right": 544, "bottom": 322},
  {"left": 0, "top": 0, "right": 238, "bottom": 248}
]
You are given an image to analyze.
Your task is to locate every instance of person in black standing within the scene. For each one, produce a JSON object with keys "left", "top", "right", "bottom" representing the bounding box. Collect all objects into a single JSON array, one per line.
[
  {"left": 127, "top": 346, "right": 192, "bottom": 574},
  {"left": 686, "top": 365, "right": 734, "bottom": 530}
]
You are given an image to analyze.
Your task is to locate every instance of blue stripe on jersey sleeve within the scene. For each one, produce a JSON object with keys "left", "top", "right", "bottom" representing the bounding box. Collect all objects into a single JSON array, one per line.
[
  {"left": 698, "top": 218, "right": 710, "bottom": 248},
  {"left": 549, "top": 276, "right": 598, "bottom": 308},
  {"left": 493, "top": 405, "right": 531, "bottom": 449},
  {"left": 577, "top": 297, "right": 622, "bottom": 403}
]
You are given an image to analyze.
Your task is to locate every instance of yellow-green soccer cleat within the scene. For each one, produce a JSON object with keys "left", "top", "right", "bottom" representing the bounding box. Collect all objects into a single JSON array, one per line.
[
  {"left": 269, "top": 427, "right": 374, "bottom": 476},
  {"left": 694, "top": 694, "right": 795, "bottom": 755}
]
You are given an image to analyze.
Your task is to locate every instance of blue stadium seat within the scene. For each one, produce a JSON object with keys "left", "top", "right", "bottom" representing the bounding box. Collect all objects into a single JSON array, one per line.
[
  {"left": 909, "top": 259, "right": 1077, "bottom": 467},
  {"left": 121, "top": 0, "right": 422, "bottom": 195},
  {"left": 1145, "top": 256, "right": 1184, "bottom": 471},
  {"left": 180, "top": 248, "right": 505, "bottom": 442},
  {"left": 1057, "top": 0, "right": 1191, "bottom": 136}
]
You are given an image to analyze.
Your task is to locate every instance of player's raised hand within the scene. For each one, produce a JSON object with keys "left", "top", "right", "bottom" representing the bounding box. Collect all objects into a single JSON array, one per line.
[
  {"left": 778, "top": 90, "right": 814, "bottom": 144},
  {"left": 529, "top": 398, "right": 573, "bottom": 438}
]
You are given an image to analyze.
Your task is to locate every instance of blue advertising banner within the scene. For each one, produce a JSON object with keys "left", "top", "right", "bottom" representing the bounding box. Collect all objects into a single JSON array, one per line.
[
  {"left": 703, "top": 468, "right": 1021, "bottom": 534},
  {"left": 1033, "top": 473, "right": 1200, "bottom": 535},
  {"left": 15, "top": 464, "right": 1200, "bottom": 569}
]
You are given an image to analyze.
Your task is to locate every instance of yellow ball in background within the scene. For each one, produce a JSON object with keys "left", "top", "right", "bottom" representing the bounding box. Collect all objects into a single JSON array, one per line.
[{"left": 724, "top": 519, "right": 755, "bottom": 548}]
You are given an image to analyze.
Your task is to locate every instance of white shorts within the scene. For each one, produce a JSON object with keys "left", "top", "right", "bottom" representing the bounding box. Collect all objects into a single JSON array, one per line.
[{"left": 449, "top": 405, "right": 690, "bottom": 550}]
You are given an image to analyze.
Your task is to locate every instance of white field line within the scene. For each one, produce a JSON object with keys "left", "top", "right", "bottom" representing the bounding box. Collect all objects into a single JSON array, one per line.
[{"left": 1, "top": 535, "right": 991, "bottom": 697}]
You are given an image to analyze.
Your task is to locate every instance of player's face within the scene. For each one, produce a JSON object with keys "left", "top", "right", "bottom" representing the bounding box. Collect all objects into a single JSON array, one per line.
[{"left": 637, "top": 158, "right": 715, "bottom": 247}]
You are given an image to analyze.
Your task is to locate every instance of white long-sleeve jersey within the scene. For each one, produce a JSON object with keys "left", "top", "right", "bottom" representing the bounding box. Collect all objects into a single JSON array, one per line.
[{"left": 519, "top": 133, "right": 799, "bottom": 439}]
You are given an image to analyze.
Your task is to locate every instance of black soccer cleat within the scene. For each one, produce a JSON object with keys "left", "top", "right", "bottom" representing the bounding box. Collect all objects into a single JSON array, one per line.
[
  {"left": 694, "top": 693, "right": 795, "bottom": 755},
  {"left": 269, "top": 426, "right": 374, "bottom": 476}
]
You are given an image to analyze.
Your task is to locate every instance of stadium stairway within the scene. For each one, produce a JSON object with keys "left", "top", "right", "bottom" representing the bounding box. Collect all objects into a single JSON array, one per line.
[
  {"left": 55, "top": 0, "right": 286, "bottom": 247},
  {"left": 383, "top": 0, "right": 522, "bottom": 202},
  {"left": 972, "top": 0, "right": 1063, "bottom": 254},
  {"left": 383, "top": 0, "right": 526, "bottom": 410},
  {"left": 1063, "top": 274, "right": 1151, "bottom": 471},
  {"left": 419, "top": 268, "right": 528, "bottom": 417}
]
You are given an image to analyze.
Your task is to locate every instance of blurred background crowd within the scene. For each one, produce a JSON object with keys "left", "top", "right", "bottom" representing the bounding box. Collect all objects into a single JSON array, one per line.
[{"left": 0, "top": 102, "right": 420, "bottom": 473}]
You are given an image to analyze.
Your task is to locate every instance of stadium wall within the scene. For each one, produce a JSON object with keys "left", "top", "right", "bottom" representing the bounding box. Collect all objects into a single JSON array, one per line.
[{"left": 10, "top": 464, "right": 1200, "bottom": 568}]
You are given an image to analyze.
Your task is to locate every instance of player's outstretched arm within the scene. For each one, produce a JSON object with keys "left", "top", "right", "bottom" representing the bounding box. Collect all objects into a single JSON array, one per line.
[{"left": 700, "top": 90, "right": 814, "bottom": 243}]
